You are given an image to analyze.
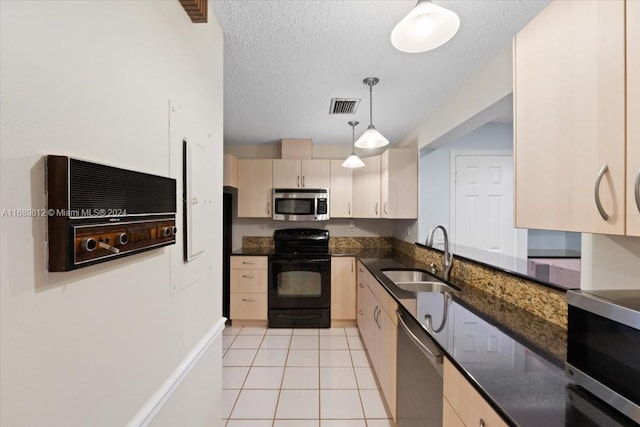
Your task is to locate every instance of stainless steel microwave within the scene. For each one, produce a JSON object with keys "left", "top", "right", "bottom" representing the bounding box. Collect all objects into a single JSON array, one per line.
[
  {"left": 566, "top": 290, "right": 640, "bottom": 423},
  {"left": 272, "top": 188, "right": 329, "bottom": 221}
]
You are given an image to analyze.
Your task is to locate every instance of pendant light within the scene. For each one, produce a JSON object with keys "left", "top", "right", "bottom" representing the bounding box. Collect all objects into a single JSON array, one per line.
[
  {"left": 342, "top": 121, "right": 365, "bottom": 168},
  {"left": 391, "top": 0, "right": 460, "bottom": 53},
  {"left": 354, "top": 77, "right": 389, "bottom": 149}
]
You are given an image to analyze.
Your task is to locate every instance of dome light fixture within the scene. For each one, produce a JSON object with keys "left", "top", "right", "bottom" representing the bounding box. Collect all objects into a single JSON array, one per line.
[
  {"left": 342, "top": 121, "right": 366, "bottom": 168},
  {"left": 391, "top": 0, "right": 460, "bottom": 53},
  {"left": 354, "top": 77, "right": 389, "bottom": 149}
]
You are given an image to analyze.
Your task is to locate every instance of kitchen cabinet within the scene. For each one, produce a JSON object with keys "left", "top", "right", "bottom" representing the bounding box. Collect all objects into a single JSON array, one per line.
[
  {"left": 329, "top": 159, "right": 353, "bottom": 218},
  {"left": 353, "top": 155, "right": 381, "bottom": 218},
  {"left": 443, "top": 358, "right": 507, "bottom": 427},
  {"left": 330, "top": 256, "right": 356, "bottom": 321},
  {"left": 514, "top": 0, "right": 627, "bottom": 235},
  {"left": 272, "top": 159, "right": 330, "bottom": 189},
  {"left": 357, "top": 261, "right": 397, "bottom": 421},
  {"left": 237, "top": 159, "right": 273, "bottom": 217},
  {"left": 230, "top": 256, "right": 268, "bottom": 321},
  {"left": 380, "top": 148, "right": 418, "bottom": 219},
  {"left": 627, "top": 0, "right": 640, "bottom": 236},
  {"left": 223, "top": 154, "right": 238, "bottom": 188}
]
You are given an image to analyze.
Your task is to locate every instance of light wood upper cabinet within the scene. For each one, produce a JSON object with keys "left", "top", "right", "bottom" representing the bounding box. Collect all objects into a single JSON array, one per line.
[
  {"left": 443, "top": 358, "right": 507, "bottom": 427},
  {"left": 272, "top": 159, "right": 330, "bottom": 189},
  {"left": 330, "top": 159, "right": 353, "bottom": 218},
  {"left": 330, "top": 256, "right": 356, "bottom": 321},
  {"left": 380, "top": 148, "right": 418, "bottom": 219},
  {"left": 514, "top": 0, "right": 626, "bottom": 235},
  {"left": 223, "top": 154, "right": 238, "bottom": 188},
  {"left": 237, "top": 159, "right": 273, "bottom": 218},
  {"left": 353, "top": 155, "right": 381, "bottom": 218},
  {"left": 627, "top": 0, "right": 640, "bottom": 237}
]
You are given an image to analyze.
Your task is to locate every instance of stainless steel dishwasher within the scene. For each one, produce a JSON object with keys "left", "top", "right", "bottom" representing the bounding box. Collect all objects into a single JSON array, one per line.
[{"left": 396, "top": 307, "right": 444, "bottom": 427}]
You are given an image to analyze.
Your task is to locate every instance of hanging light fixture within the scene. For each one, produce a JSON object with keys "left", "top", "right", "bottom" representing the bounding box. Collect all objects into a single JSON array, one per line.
[
  {"left": 342, "top": 121, "right": 366, "bottom": 168},
  {"left": 354, "top": 77, "right": 389, "bottom": 149},
  {"left": 391, "top": 0, "right": 460, "bottom": 53}
]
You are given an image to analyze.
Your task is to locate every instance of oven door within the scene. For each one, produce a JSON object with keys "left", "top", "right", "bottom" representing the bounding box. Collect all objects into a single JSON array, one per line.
[{"left": 268, "top": 255, "right": 331, "bottom": 309}]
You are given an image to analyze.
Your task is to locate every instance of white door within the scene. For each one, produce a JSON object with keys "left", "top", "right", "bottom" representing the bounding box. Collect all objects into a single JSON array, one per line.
[{"left": 450, "top": 151, "right": 527, "bottom": 259}]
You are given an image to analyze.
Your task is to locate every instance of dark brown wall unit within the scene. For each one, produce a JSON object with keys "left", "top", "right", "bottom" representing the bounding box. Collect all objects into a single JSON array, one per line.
[{"left": 46, "top": 156, "right": 177, "bottom": 272}]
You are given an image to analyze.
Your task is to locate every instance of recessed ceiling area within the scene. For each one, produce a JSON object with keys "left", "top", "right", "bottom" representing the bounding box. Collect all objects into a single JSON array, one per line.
[{"left": 211, "top": 0, "right": 549, "bottom": 147}]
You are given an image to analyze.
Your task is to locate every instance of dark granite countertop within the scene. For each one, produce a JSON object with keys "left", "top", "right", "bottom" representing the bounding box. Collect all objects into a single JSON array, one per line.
[{"left": 358, "top": 255, "right": 635, "bottom": 427}]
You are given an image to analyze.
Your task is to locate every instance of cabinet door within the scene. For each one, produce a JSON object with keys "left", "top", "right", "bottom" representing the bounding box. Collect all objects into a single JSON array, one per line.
[
  {"left": 330, "top": 257, "right": 356, "bottom": 320},
  {"left": 330, "top": 159, "right": 353, "bottom": 218},
  {"left": 353, "top": 155, "right": 381, "bottom": 218},
  {"left": 237, "top": 159, "right": 273, "bottom": 217},
  {"left": 223, "top": 154, "right": 238, "bottom": 188},
  {"left": 514, "top": 0, "right": 625, "bottom": 234},
  {"left": 357, "top": 262, "right": 368, "bottom": 330},
  {"left": 628, "top": 0, "right": 640, "bottom": 237},
  {"left": 443, "top": 359, "right": 508, "bottom": 427},
  {"left": 302, "top": 159, "right": 330, "bottom": 188},
  {"left": 379, "top": 305, "right": 397, "bottom": 421},
  {"left": 382, "top": 148, "right": 418, "bottom": 219},
  {"left": 272, "top": 159, "right": 301, "bottom": 188}
]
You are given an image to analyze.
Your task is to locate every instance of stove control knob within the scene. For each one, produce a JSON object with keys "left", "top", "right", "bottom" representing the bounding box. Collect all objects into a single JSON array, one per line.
[
  {"left": 117, "top": 233, "right": 128, "bottom": 245},
  {"left": 171, "top": 226, "right": 178, "bottom": 235},
  {"left": 81, "top": 238, "right": 97, "bottom": 252},
  {"left": 162, "top": 227, "right": 171, "bottom": 237}
]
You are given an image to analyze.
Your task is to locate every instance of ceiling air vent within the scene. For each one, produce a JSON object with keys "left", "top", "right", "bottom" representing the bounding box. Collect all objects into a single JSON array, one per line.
[{"left": 329, "top": 98, "right": 361, "bottom": 115}]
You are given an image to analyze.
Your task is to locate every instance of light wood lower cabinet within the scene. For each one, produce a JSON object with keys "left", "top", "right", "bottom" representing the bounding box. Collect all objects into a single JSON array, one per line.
[
  {"left": 330, "top": 256, "right": 356, "bottom": 321},
  {"left": 443, "top": 358, "right": 507, "bottom": 427},
  {"left": 230, "top": 256, "right": 268, "bottom": 321},
  {"left": 356, "top": 261, "right": 397, "bottom": 421}
]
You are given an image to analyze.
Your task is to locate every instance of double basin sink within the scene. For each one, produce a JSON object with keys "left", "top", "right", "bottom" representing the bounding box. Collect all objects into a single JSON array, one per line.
[{"left": 381, "top": 269, "right": 459, "bottom": 294}]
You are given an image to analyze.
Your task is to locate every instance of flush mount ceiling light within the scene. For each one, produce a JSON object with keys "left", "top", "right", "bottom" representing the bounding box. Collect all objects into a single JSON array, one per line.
[
  {"left": 354, "top": 77, "right": 389, "bottom": 149},
  {"left": 391, "top": 0, "right": 460, "bottom": 53},
  {"left": 342, "top": 121, "right": 366, "bottom": 168}
]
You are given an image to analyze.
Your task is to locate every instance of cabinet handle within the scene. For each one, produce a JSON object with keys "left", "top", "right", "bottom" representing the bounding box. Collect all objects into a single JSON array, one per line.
[
  {"left": 384, "top": 202, "right": 388, "bottom": 215},
  {"left": 242, "top": 261, "right": 255, "bottom": 265},
  {"left": 242, "top": 274, "right": 254, "bottom": 278},
  {"left": 358, "top": 283, "right": 364, "bottom": 288},
  {"left": 359, "top": 267, "right": 363, "bottom": 273},
  {"left": 635, "top": 169, "right": 640, "bottom": 214},
  {"left": 242, "top": 298, "right": 255, "bottom": 302},
  {"left": 375, "top": 202, "right": 378, "bottom": 215},
  {"left": 479, "top": 419, "right": 485, "bottom": 427},
  {"left": 266, "top": 202, "right": 271, "bottom": 215},
  {"left": 348, "top": 202, "right": 351, "bottom": 216},
  {"left": 297, "top": 175, "right": 301, "bottom": 188},
  {"left": 594, "top": 164, "right": 610, "bottom": 221},
  {"left": 359, "top": 309, "right": 364, "bottom": 316},
  {"left": 351, "top": 259, "right": 354, "bottom": 273},
  {"left": 302, "top": 175, "right": 305, "bottom": 187}
]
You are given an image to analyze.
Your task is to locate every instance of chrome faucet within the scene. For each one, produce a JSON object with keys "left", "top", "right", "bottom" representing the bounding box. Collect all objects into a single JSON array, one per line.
[{"left": 425, "top": 225, "right": 453, "bottom": 280}]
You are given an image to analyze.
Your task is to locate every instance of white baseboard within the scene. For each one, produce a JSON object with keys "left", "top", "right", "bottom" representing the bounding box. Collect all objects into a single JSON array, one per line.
[{"left": 127, "top": 317, "right": 227, "bottom": 427}]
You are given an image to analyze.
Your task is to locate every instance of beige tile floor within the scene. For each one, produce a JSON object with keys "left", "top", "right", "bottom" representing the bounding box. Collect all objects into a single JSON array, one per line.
[{"left": 222, "top": 326, "right": 395, "bottom": 427}]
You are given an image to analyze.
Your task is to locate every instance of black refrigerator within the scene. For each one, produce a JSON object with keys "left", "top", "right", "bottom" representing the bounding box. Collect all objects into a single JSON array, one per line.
[{"left": 222, "top": 191, "right": 232, "bottom": 320}]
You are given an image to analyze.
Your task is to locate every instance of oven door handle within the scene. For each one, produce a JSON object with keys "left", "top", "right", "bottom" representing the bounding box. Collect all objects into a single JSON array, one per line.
[{"left": 269, "top": 257, "right": 330, "bottom": 264}]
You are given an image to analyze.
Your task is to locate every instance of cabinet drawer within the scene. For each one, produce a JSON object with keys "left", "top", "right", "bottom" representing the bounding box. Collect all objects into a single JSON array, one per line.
[
  {"left": 230, "top": 293, "right": 268, "bottom": 320},
  {"left": 443, "top": 359, "right": 508, "bottom": 427},
  {"left": 230, "top": 269, "right": 268, "bottom": 293},
  {"left": 231, "top": 256, "right": 268, "bottom": 270}
]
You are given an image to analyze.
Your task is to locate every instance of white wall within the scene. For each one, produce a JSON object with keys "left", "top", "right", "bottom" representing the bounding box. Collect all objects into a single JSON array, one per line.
[
  {"left": 0, "top": 2, "right": 224, "bottom": 426},
  {"left": 581, "top": 234, "right": 640, "bottom": 290}
]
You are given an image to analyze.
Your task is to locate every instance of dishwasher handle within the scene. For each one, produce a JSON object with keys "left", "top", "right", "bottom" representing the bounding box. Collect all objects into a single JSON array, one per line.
[{"left": 397, "top": 309, "right": 443, "bottom": 366}]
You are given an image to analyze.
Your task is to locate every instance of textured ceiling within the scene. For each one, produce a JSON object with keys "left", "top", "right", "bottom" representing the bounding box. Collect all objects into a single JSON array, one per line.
[{"left": 211, "top": 0, "right": 549, "bottom": 146}]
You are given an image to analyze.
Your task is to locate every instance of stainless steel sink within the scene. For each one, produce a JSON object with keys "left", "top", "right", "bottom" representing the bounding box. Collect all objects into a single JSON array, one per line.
[{"left": 381, "top": 269, "right": 459, "bottom": 293}]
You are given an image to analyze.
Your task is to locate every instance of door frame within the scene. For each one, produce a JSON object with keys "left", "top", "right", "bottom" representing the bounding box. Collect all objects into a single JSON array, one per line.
[{"left": 449, "top": 150, "right": 528, "bottom": 259}]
